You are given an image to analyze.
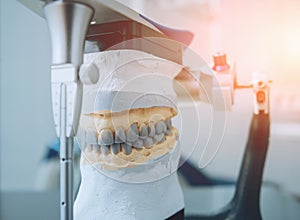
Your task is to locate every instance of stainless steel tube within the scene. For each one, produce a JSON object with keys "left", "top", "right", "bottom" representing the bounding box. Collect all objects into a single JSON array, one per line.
[
  {"left": 44, "top": 1, "right": 95, "bottom": 67},
  {"left": 43, "top": 2, "right": 94, "bottom": 220},
  {"left": 59, "top": 84, "right": 74, "bottom": 220},
  {"left": 59, "top": 136, "right": 74, "bottom": 220}
]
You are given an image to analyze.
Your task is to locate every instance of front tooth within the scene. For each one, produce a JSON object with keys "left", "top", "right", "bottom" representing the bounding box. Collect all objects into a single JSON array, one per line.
[
  {"left": 98, "top": 129, "right": 114, "bottom": 145},
  {"left": 154, "top": 133, "right": 165, "bottom": 143},
  {"left": 111, "top": 143, "right": 121, "bottom": 155},
  {"left": 93, "top": 145, "right": 100, "bottom": 153},
  {"left": 115, "top": 127, "right": 126, "bottom": 143},
  {"left": 100, "top": 145, "right": 110, "bottom": 155},
  {"left": 121, "top": 143, "right": 132, "bottom": 155},
  {"left": 133, "top": 139, "right": 143, "bottom": 149},
  {"left": 155, "top": 120, "right": 167, "bottom": 134},
  {"left": 139, "top": 123, "right": 148, "bottom": 139},
  {"left": 126, "top": 123, "right": 139, "bottom": 142},
  {"left": 148, "top": 122, "right": 156, "bottom": 137},
  {"left": 143, "top": 137, "right": 154, "bottom": 148},
  {"left": 86, "top": 128, "right": 98, "bottom": 144}
]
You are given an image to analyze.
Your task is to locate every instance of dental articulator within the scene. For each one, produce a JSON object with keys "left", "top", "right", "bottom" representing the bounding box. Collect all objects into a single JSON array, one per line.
[{"left": 18, "top": 1, "right": 271, "bottom": 220}]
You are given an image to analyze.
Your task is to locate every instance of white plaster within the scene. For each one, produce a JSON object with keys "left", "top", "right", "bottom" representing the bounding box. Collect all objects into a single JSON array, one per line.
[
  {"left": 81, "top": 50, "right": 182, "bottom": 114},
  {"left": 74, "top": 141, "right": 184, "bottom": 220}
]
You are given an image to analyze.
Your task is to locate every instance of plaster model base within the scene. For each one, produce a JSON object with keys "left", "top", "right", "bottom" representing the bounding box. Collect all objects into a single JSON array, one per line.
[
  {"left": 74, "top": 50, "right": 185, "bottom": 220},
  {"left": 74, "top": 142, "right": 184, "bottom": 220}
]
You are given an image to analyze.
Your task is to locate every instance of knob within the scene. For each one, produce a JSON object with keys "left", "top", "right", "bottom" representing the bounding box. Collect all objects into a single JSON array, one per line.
[
  {"left": 212, "top": 52, "right": 230, "bottom": 72},
  {"left": 79, "top": 63, "right": 99, "bottom": 85}
]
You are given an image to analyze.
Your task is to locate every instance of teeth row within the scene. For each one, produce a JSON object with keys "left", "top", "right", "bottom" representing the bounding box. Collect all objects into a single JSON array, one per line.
[{"left": 78, "top": 119, "right": 173, "bottom": 155}]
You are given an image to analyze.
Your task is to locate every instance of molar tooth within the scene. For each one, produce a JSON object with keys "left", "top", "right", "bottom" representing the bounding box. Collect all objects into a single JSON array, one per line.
[
  {"left": 115, "top": 127, "right": 126, "bottom": 143},
  {"left": 139, "top": 123, "right": 148, "bottom": 139},
  {"left": 166, "top": 119, "right": 172, "bottom": 130},
  {"left": 126, "top": 123, "right": 139, "bottom": 142},
  {"left": 153, "top": 133, "right": 165, "bottom": 143},
  {"left": 86, "top": 128, "right": 97, "bottom": 144},
  {"left": 98, "top": 129, "right": 114, "bottom": 145},
  {"left": 155, "top": 120, "right": 167, "bottom": 134},
  {"left": 148, "top": 122, "right": 155, "bottom": 137},
  {"left": 111, "top": 143, "right": 121, "bottom": 155},
  {"left": 121, "top": 143, "right": 132, "bottom": 155},
  {"left": 100, "top": 145, "right": 110, "bottom": 155},
  {"left": 133, "top": 139, "right": 143, "bottom": 149},
  {"left": 143, "top": 137, "right": 154, "bottom": 148}
]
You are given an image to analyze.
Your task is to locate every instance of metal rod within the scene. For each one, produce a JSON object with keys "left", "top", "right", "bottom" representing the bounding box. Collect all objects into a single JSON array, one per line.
[
  {"left": 59, "top": 137, "right": 74, "bottom": 220},
  {"left": 43, "top": 2, "right": 94, "bottom": 220},
  {"left": 59, "top": 84, "right": 74, "bottom": 220}
]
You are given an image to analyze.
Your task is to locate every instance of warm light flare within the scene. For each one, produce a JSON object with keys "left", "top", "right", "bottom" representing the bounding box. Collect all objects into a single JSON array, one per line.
[{"left": 284, "top": 31, "right": 300, "bottom": 58}]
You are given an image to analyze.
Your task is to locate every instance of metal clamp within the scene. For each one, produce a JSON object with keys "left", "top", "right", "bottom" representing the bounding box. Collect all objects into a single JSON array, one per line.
[{"left": 51, "top": 64, "right": 82, "bottom": 138}]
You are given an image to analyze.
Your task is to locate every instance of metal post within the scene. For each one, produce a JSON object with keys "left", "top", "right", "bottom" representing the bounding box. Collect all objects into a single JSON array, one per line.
[
  {"left": 43, "top": 2, "right": 94, "bottom": 220},
  {"left": 59, "top": 84, "right": 74, "bottom": 220}
]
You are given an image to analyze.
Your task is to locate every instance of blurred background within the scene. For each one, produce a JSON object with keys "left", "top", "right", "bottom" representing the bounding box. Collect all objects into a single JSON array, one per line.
[{"left": 1, "top": 0, "right": 300, "bottom": 219}]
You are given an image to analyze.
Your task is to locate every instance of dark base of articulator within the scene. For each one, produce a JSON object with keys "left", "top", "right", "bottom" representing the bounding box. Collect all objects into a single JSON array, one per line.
[
  {"left": 183, "top": 114, "right": 270, "bottom": 220},
  {"left": 166, "top": 209, "right": 185, "bottom": 220}
]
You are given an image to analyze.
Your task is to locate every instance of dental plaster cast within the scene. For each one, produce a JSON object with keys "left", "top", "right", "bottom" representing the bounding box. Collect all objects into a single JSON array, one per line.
[{"left": 74, "top": 50, "right": 185, "bottom": 220}]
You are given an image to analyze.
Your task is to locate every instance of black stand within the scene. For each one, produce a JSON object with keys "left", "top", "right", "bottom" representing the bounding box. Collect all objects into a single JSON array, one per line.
[{"left": 186, "top": 113, "right": 270, "bottom": 220}]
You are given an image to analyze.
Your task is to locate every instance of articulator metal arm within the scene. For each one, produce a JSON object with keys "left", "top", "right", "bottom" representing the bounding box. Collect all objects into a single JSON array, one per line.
[{"left": 43, "top": 2, "right": 94, "bottom": 220}]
